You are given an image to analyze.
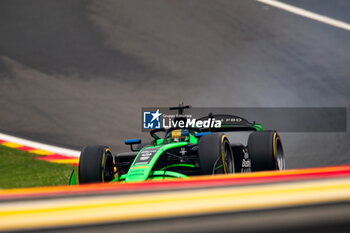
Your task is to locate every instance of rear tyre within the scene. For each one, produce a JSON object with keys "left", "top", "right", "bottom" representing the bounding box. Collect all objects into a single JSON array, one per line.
[
  {"left": 78, "top": 145, "right": 115, "bottom": 184},
  {"left": 198, "top": 133, "right": 234, "bottom": 175},
  {"left": 247, "top": 131, "right": 285, "bottom": 171}
]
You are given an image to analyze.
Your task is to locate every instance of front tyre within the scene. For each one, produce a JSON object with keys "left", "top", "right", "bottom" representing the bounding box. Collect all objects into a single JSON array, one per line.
[
  {"left": 198, "top": 133, "right": 234, "bottom": 175},
  {"left": 248, "top": 131, "right": 285, "bottom": 171},
  {"left": 78, "top": 145, "right": 115, "bottom": 184}
]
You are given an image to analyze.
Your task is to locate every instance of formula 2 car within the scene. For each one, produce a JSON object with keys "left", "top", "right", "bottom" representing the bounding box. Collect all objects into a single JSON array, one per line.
[{"left": 71, "top": 104, "right": 285, "bottom": 184}]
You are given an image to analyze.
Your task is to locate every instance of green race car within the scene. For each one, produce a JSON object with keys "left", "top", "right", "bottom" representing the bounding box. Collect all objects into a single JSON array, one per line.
[{"left": 72, "top": 104, "right": 285, "bottom": 184}]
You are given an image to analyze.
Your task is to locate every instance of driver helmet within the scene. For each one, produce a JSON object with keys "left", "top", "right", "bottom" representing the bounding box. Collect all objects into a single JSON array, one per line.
[{"left": 168, "top": 129, "right": 190, "bottom": 142}]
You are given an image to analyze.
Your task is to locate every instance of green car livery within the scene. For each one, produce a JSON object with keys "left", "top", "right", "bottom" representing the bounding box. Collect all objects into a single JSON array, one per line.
[{"left": 72, "top": 104, "right": 285, "bottom": 184}]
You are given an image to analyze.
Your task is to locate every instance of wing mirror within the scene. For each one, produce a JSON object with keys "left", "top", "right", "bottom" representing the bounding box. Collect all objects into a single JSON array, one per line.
[{"left": 125, "top": 139, "right": 141, "bottom": 151}]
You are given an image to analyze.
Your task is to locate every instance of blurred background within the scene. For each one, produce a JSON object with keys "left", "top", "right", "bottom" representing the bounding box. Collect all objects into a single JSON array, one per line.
[{"left": 0, "top": 0, "right": 349, "bottom": 169}]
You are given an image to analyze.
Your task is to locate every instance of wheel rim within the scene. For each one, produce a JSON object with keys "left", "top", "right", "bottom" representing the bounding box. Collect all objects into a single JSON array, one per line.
[
  {"left": 103, "top": 152, "right": 115, "bottom": 181},
  {"left": 275, "top": 137, "right": 285, "bottom": 170},
  {"left": 214, "top": 139, "right": 234, "bottom": 174},
  {"left": 223, "top": 140, "right": 234, "bottom": 173}
]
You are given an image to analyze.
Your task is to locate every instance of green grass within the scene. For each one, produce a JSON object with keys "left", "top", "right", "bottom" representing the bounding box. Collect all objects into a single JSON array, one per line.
[{"left": 0, "top": 145, "right": 77, "bottom": 189}]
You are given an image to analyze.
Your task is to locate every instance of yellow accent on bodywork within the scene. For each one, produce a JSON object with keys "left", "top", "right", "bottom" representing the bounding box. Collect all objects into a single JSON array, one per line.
[{"left": 131, "top": 166, "right": 148, "bottom": 169}]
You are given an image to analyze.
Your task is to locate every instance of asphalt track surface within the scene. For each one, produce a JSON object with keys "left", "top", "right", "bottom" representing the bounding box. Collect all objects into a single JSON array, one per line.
[{"left": 0, "top": 1, "right": 350, "bottom": 232}]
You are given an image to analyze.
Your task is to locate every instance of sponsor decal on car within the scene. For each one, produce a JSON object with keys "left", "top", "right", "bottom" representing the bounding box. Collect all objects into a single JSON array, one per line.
[
  {"left": 241, "top": 148, "right": 252, "bottom": 173},
  {"left": 179, "top": 147, "right": 187, "bottom": 156},
  {"left": 134, "top": 148, "right": 160, "bottom": 165}
]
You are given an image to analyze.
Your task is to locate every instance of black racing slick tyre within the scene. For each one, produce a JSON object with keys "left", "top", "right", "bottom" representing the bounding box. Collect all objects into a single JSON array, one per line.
[
  {"left": 247, "top": 131, "right": 285, "bottom": 171},
  {"left": 198, "top": 133, "right": 234, "bottom": 175},
  {"left": 78, "top": 145, "right": 115, "bottom": 184}
]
